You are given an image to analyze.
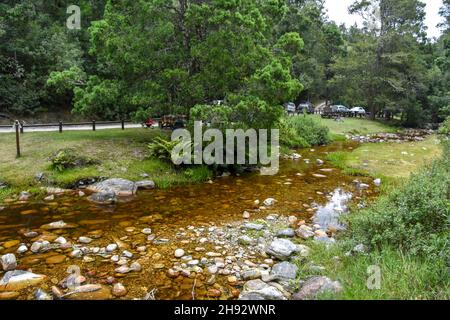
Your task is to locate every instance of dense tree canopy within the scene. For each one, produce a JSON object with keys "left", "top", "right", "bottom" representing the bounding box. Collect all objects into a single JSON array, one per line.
[{"left": 0, "top": 0, "right": 448, "bottom": 127}]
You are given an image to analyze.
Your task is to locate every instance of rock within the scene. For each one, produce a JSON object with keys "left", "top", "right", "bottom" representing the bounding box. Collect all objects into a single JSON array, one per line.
[
  {"left": 0, "top": 291, "right": 20, "bottom": 300},
  {"left": 106, "top": 244, "right": 118, "bottom": 252},
  {"left": 112, "top": 283, "right": 127, "bottom": 297},
  {"left": 242, "top": 211, "right": 250, "bottom": 219},
  {"left": 64, "top": 284, "right": 112, "bottom": 300},
  {"left": 122, "top": 250, "right": 133, "bottom": 258},
  {"left": 19, "top": 191, "right": 30, "bottom": 201},
  {"left": 314, "top": 230, "right": 328, "bottom": 237},
  {"left": 54, "top": 237, "right": 67, "bottom": 245},
  {"left": 316, "top": 159, "right": 324, "bottom": 165},
  {"left": 78, "top": 236, "right": 92, "bottom": 244},
  {"left": 44, "top": 195, "right": 55, "bottom": 201},
  {"left": 87, "top": 178, "right": 137, "bottom": 197},
  {"left": 3, "top": 240, "right": 20, "bottom": 248},
  {"left": 239, "top": 279, "right": 287, "bottom": 300},
  {"left": 115, "top": 266, "right": 131, "bottom": 274},
  {"left": 227, "top": 276, "right": 238, "bottom": 284},
  {"left": 78, "top": 191, "right": 85, "bottom": 197},
  {"left": 1, "top": 254, "right": 17, "bottom": 271},
  {"left": 41, "top": 220, "right": 78, "bottom": 230},
  {"left": 314, "top": 236, "right": 336, "bottom": 245},
  {"left": 292, "top": 276, "right": 342, "bottom": 300},
  {"left": 46, "top": 255, "right": 66, "bottom": 264},
  {"left": 352, "top": 244, "right": 367, "bottom": 254},
  {"left": 238, "top": 235, "right": 253, "bottom": 245},
  {"left": 242, "top": 269, "right": 262, "bottom": 280},
  {"left": 17, "top": 245, "right": 28, "bottom": 254},
  {"left": 207, "top": 265, "right": 218, "bottom": 274},
  {"left": 0, "top": 271, "right": 46, "bottom": 291},
  {"left": 263, "top": 198, "right": 276, "bottom": 206},
  {"left": 130, "top": 262, "right": 142, "bottom": 272},
  {"left": 70, "top": 249, "right": 83, "bottom": 258},
  {"left": 270, "top": 262, "right": 298, "bottom": 281},
  {"left": 312, "top": 174, "right": 327, "bottom": 178},
  {"left": 373, "top": 178, "right": 382, "bottom": 187},
  {"left": 35, "top": 289, "right": 52, "bottom": 300},
  {"left": 135, "top": 180, "right": 155, "bottom": 190},
  {"left": 141, "top": 228, "right": 152, "bottom": 235},
  {"left": 30, "top": 242, "right": 42, "bottom": 253},
  {"left": 292, "top": 153, "right": 301, "bottom": 160},
  {"left": 207, "top": 288, "right": 222, "bottom": 298},
  {"left": 87, "top": 191, "right": 117, "bottom": 205},
  {"left": 295, "top": 225, "right": 315, "bottom": 239},
  {"left": 243, "top": 223, "right": 264, "bottom": 231},
  {"left": 276, "top": 228, "right": 295, "bottom": 238},
  {"left": 174, "top": 249, "right": 185, "bottom": 258},
  {"left": 266, "top": 239, "right": 298, "bottom": 260}
]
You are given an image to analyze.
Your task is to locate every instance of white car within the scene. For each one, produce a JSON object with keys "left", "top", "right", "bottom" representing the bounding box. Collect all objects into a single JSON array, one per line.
[{"left": 350, "top": 107, "right": 366, "bottom": 115}]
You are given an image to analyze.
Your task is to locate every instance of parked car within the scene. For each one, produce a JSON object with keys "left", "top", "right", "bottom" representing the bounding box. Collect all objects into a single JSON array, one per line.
[
  {"left": 350, "top": 107, "right": 366, "bottom": 115},
  {"left": 297, "top": 102, "right": 315, "bottom": 114},
  {"left": 284, "top": 102, "right": 296, "bottom": 114},
  {"left": 333, "top": 105, "right": 350, "bottom": 115}
]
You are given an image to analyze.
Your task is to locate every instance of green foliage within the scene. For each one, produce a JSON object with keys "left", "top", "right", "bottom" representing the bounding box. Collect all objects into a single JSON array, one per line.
[
  {"left": 148, "top": 136, "right": 191, "bottom": 164},
  {"left": 347, "top": 153, "right": 449, "bottom": 257},
  {"left": 278, "top": 116, "right": 330, "bottom": 148},
  {"left": 49, "top": 148, "right": 98, "bottom": 172}
]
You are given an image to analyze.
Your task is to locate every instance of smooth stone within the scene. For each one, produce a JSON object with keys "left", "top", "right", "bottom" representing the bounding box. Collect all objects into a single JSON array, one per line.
[
  {"left": 35, "top": 288, "right": 52, "bottom": 300},
  {"left": 135, "top": 180, "right": 155, "bottom": 190},
  {"left": 0, "top": 270, "right": 46, "bottom": 291},
  {"left": 70, "top": 249, "right": 83, "bottom": 258},
  {"left": 3, "top": 240, "right": 20, "bottom": 249},
  {"left": 64, "top": 284, "right": 112, "bottom": 300},
  {"left": 54, "top": 237, "right": 67, "bottom": 245},
  {"left": 239, "top": 279, "right": 286, "bottom": 300},
  {"left": 174, "top": 249, "right": 185, "bottom": 258},
  {"left": 87, "top": 178, "right": 137, "bottom": 197},
  {"left": 242, "top": 211, "right": 250, "bottom": 219},
  {"left": 130, "top": 262, "right": 142, "bottom": 272},
  {"left": 112, "top": 283, "right": 127, "bottom": 297},
  {"left": 122, "top": 250, "right": 133, "bottom": 258},
  {"left": 263, "top": 198, "right": 276, "bottom": 206},
  {"left": 243, "top": 223, "right": 264, "bottom": 231},
  {"left": 292, "top": 276, "right": 342, "bottom": 300},
  {"left": 276, "top": 228, "right": 295, "bottom": 238},
  {"left": 238, "top": 235, "right": 253, "bottom": 245},
  {"left": 17, "top": 245, "right": 28, "bottom": 254},
  {"left": 40, "top": 221, "right": 78, "bottom": 230},
  {"left": 242, "top": 269, "right": 262, "bottom": 280},
  {"left": 0, "top": 291, "right": 20, "bottom": 300},
  {"left": 106, "top": 244, "right": 118, "bottom": 252},
  {"left": 141, "top": 228, "right": 152, "bottom": 235},
  {"left": 295, "top": 225, "right": 315, "bottom": 239},
  {"left": 78, "top": 237, "right": 93, "bottom": 244},
  {"left": 45, "top": 255, "right": 66, "bottom": 264},
  {"left": 1, "top": 254, "right": 17, "bottom": 271}
]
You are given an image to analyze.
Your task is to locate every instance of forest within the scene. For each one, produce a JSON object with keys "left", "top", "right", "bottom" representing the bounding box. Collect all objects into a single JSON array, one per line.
[{"left": 0, "top": 0, "right": 448, "bottom": 128}]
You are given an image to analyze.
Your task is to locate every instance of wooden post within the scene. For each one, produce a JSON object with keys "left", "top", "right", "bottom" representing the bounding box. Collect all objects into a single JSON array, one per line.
[
  {"left": 59, "top": 121, "right": 63, "bottom": 133},
  {"left": 92, "top": 120, "right": 96, "bottom": 131},
  {"left": 121, "top": 119, "right": 125, "bottom": 130},
  {"left": 15, "top": 120, "right": 21, "bottom": 158}
]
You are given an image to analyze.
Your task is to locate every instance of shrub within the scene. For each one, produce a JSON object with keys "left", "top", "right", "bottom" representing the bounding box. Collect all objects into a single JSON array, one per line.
[
  {"left": 347, "top": 151, "right": 449, "bottom": 257},
  {"left": 278, "top": 116, "right": 330, "bottom": 148},
  {"left": 49, "top": 148, "right": 98, "bottom": 172},
  {"left": 148, "top": 136, "right": 192, "bottom": 164}
]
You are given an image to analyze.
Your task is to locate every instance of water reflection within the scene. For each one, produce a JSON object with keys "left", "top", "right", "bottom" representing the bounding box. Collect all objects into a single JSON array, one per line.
[{"left": 313, "top": 189, "right": 352, "bottom": 231}]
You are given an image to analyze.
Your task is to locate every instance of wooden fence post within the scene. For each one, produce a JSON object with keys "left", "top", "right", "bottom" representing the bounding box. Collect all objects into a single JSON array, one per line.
[
  {"left": 15, "top": 120, "right": 21, "bottom": 158},
  {"left": 121, "top": 119, "right": 125, "bottom": 130},
  {"left": 92, "top": 120, "right": 96, "bottom": 131},
  {"left": 59, "top": 121, "right": 63, "bottom": 133}
]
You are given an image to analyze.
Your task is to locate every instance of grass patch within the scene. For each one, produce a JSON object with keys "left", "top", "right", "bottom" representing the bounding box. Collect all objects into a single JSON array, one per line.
[
  {"left": 326, "top": 135, "right": 442, "bottom": 180},
  {"left": 0, "top": 128, "right": 213, "bottom": 201},
  {"left": 295, "top": 242, "right": 449, "bottom": 300},
  {"left": 309, "top": 115, "right": 399, "bottom": 136}
]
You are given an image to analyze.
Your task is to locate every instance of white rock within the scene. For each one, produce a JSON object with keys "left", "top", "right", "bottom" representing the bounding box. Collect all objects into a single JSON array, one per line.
[
  {"left": 54, "top": 237, "right": 67, "bottom": 245},
  {"left": 17, "top": 245, "right": 28, "bottom": 254},
  {"left": 1, "top": 254, "right": 17, "bottom": 271},
  {"left": 78, "top": 237, "right": 92, "bottom": 244},
  {"left": 174, "top": 249, "right": 185, "bottom": 258},
  {"left": 263, "top": 198, "right": 276, "bottom": 206},
  {"left": 106, "top": 244, "right": 118, "bottom": 252},
  {"left": 141, "top": 228, "right": 152, "bottom": 235}
]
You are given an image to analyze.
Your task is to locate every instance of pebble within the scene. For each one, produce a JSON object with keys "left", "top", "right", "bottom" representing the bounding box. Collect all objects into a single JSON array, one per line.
[
  {"left": 17, "top": 245, "right": 28, "bottom": 254},
  {"left": 141, "top": 228, "right": 152, "bottom": 235},
  {"left": 130, "top": 262, "right": 142, "bottom": 272},
  {"left": 106, "top": 244, "right": 118, "bottom": 252},
  {"left": 174, "top": 249, "right": 185, "bottom": 258},
  {"left": 242, "top": 211, "right": 250, "bottom": 219},
  {"left": 78, "top": 237, "right": 92, "bottom": 244},
  {"left": 54, "top": 237, "right": 67, "bottom": 245},
  {"left": 70, "top": 249, "right": 83, "bottom": 258},
  {"left": 122, "top": 250, "right": 133, "bottom": 258},
  {"left": 112, "top": 283, "right": 127, "bottom": 297},
  {"left": 263, "top": 198, "right": 276, "bottom": 206}
]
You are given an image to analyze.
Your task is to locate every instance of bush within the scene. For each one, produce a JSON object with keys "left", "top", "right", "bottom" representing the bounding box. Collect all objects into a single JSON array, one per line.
[
  {"left": 49, "top": 148, "right": 98, "bottom": 172},
  {"left": 278, "top": 116, "right": 330, "bottom": 148},
  {"left": 347, "top": 151, "right": 449, "bottom": 257},
  {"left": 148, "top": 136, "right": 192, "bottom": 164}
]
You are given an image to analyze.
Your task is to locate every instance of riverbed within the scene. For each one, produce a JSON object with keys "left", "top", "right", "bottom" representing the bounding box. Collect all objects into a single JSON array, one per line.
[{"left": 0, "top": 141, "right": 377, "bottom": 300}]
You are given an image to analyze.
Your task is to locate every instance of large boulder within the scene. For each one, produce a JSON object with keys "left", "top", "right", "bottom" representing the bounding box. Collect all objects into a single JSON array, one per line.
[
  {"left": 270, "top": 262, "right": 298, "bottom": 281},
  {"left": 87, "top": 178, "right": 137, "bottom": 197},
  {"left": 266, "top": 239, "right": 307, "bottom": 260},
  {"left": 238, "top": 279, "right": 287, "bottom": 300},
  {"left": 0, "top": 270, "right": 47, "bottom": 291},
  {"left": 292, "top": 276, "right": 342, "bottom": 300}
]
